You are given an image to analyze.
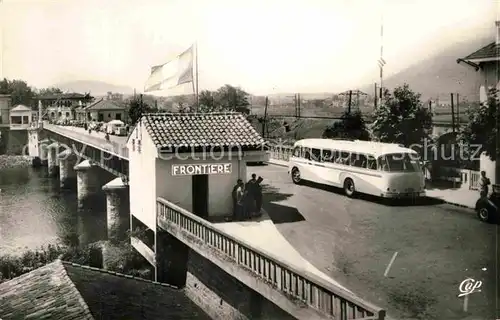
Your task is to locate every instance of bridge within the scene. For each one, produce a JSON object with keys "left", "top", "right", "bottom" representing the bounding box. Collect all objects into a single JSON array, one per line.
[{"left": 27, "top": 122, "right": 387, "bottom": 320}]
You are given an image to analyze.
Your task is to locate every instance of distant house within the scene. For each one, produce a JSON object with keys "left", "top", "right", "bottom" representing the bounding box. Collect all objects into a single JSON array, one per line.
[
  {"left": 38, "top": 92, "right": 93, "bottom": 122},
  {"left": 77, "top": 98, "right": 127, "bottom": 122},
  {"left": 9, "top": 104, "right": 36, "bottom": 130},
  {"left": 458, "top": 20, "right": 500, "bottom": 101}
]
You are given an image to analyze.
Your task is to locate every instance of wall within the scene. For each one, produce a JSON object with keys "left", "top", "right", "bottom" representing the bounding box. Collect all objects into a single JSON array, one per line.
[
  {"left": 0, "top": 95, "right": 12, "bottom": 125},
  {"left": 128, "top": 123, "right": 158, "bottom": 231},
  {"left": 185, "top": 250, "right": 296, "bottom": 320},
  {"left": 480, "top": 61, "right": 500, "bottom": 89},
  {"left": 156, "top": 155, "right": 247, "bottom": 216},
  {"left": 5, "top": 130, "right": 28, "bottom": 155},
  {"left": 92, "top": 111, "right": 126, "bottom": 122},
  {"left": 27, "top": 129, "right": 39, "bottom": 157}
]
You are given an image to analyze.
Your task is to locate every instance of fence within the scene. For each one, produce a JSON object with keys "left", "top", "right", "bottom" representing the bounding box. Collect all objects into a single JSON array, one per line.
[
  {"left": 157, "top": 197, "right": 386, "bottom": 320},
  {"left": 439, "top": 166, "right": 480, "bottom": 190}
]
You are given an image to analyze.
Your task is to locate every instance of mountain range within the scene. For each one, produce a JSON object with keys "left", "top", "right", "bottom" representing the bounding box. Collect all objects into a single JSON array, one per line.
[
  {"left": 54, "top": 80, "right": 135, "bottom": 96},
  {"left": 54, "top": 35, "right": 491, "bottom": 103}
]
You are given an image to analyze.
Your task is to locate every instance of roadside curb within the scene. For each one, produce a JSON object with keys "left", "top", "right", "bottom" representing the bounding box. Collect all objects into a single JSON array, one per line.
[
  {"left": 266, "top": 160, "right": 288, "bottom": 168},
  {"left": 427, "top": 197, "right": 475, "bottom": 210}
]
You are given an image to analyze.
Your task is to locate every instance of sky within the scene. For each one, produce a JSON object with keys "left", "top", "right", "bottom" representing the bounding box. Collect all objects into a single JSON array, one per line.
[{"left": 0, "top": 0, "right": 498, "bottom": 95}]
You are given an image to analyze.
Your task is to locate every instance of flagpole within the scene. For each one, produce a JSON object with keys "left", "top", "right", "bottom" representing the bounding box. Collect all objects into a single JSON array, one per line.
[
  {"left": 195, "top": 41, "right": 199, "bottom": 112},
  {"left": 379, "top": 9, "right": 384, "bottom": 104}
]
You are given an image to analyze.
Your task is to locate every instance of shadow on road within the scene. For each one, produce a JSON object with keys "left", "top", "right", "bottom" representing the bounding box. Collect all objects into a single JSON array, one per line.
[
  {"left": 264, "top": 202, "right": 305, "bottom": 224},
  {"left": 261, "top": 183, "right": 305, "bottom": 224},
  {"left": 246, "top": 162, "right": 268, "bottom": 167},
  {"left": 300, "top": 180, "right": 445, "bottom": 207}
]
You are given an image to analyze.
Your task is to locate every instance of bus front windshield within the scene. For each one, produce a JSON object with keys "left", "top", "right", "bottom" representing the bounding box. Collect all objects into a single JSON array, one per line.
[{"left": 378, "top": 153, "right": 421, "bottom": 172}]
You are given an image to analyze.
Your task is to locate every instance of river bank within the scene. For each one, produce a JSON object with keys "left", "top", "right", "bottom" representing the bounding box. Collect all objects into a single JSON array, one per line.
[{"left": 0, "top": 155, "right": 32, "bottom": 169}]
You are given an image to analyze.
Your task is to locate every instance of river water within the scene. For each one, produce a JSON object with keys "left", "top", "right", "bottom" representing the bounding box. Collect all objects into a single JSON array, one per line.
[{"left": 0, "top": 166, "right": 107, "bottom": 255}]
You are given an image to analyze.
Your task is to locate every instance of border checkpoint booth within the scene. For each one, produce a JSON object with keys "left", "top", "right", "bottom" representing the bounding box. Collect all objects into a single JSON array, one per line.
[{"left": 127, "top": 112, "right": 269, "bottom": 279}]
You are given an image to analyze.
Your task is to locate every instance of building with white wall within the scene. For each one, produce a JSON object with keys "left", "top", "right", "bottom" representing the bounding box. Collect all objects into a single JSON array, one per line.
[
  {"left": 10, "top": 105, "right": 35, "bottom": 130},
  {"left": 127, "top": 112, "right": 267, "bottom": 253}
]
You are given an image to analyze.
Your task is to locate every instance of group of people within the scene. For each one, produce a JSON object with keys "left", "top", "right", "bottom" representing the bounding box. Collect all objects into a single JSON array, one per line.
[{"left": 232, "top": 174, "right": 263, "bottom": 221}]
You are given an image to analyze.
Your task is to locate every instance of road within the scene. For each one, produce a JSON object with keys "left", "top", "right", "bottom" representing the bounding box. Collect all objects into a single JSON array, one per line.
[{"left": 250, "top": 164, "right": 498, "bottom": 320}]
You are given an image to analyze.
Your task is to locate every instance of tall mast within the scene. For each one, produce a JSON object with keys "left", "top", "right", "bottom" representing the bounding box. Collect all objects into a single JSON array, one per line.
[{"left": 195, "top": 42, "right": 199, "bottom": 111}]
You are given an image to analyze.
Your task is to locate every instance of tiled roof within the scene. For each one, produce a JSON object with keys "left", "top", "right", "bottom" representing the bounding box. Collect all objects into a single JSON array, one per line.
[
  {"left": 85, "top": 98, "right": 125, "bottom": 111},
  {"left": 0, "top": 260, "right": 211, "bottom": 320},
  {"left": 463, "top": 42, "right": 500, "bottom": 60},
  {"left": 142, "top": 112, "right": 266, "bottom": 150},
  {"left": 38, "top": 93, "right": 87, "bottom": 100},
  {"left": 10, "top": 104, "right": 32, "bottom": 112},
  {"left": 0, "top": 260, "right": 94, "bottom": 320}
]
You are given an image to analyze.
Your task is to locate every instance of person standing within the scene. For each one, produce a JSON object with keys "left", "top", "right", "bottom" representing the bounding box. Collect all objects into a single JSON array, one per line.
[
  {"left": 479, "top": 171, "right": 491, "bottom": 198},
  {"left": 232, "top": 179, "right": 244, "bottom": 221},
  {"left": 255, "top": 176, "right": 263, "bottom": 215},
  {"left": 246, "top": 174, "right": 258, "bottom": 215}
]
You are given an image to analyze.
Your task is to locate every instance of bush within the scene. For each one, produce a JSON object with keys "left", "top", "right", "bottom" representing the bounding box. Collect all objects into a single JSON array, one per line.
[{"left": 0, "top": 240, "right": 151, "bottom": 283}]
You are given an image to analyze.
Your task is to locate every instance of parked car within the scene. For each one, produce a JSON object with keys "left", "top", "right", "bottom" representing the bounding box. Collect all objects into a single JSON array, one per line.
[
  {"left": 106, "top": 120, "right": 125, "bottom": 135},
  {"left": 475, "top": 185, "right": 500, "bottom": 223}
]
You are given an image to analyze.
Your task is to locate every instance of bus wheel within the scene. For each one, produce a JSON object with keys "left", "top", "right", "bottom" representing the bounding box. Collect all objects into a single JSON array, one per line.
[
  {"left": 291, "top": 167, "right": 301, "bottom": 184},
  {"left": 343, "top": 178, "right": 355, "bottom": 197}
]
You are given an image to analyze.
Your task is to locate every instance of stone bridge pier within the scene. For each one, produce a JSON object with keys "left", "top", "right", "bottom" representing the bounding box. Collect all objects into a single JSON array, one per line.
[
  {"left": 73, "top": 159, "right": 131, "bottom": 269},
  {"left": 58, "top": 149, "right": 78, "bottom": 189},
  {"left": 47, "top": 142, "right": 61, "bottom": 177}
]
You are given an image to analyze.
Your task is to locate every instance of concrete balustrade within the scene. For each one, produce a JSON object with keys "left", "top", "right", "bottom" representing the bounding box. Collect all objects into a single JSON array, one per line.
[{"left": 58, "top": 149, "right": 78, "bottom": 189}]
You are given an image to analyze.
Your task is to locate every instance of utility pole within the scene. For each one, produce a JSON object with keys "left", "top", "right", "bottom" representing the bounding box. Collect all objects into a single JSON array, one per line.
[
  {"left": 348, "top": 90, "right": 352, "bottom": 114},
  {"left": 262, "top": 96, "right": 268, "bottom": 138},
  {"left": 374, "top": 83, "right": 378, "bottom": 109},
  {"left": 428, "top": 100, "right": 432, "bottom": 113},
  {"left": 297, "top": 93, "right": 301, "bottom": 118},
  {"left": 450, "top": 93, "right": 455, "bottom": 133},
  {"left": 294, "top": 94, "right": 298, "bottom": 118},
  {"left": 456, "top": 93, "right": 460, "bottom": 129}
]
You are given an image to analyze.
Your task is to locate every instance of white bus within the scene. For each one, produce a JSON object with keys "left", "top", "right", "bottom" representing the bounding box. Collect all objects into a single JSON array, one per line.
[{"left": 288, "top": 139, "right": 426, "bottom": 198}]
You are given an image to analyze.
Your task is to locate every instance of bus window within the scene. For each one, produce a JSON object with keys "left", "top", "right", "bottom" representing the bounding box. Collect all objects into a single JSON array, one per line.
[
  {"left": 304, "top": 148, "right": 311, "bottom": 160},
  {"left": 367, "top": 156, "right": 377, "bottom": 170},
  {"left": 378, "top": 154, "right": 419, "bottom": 172},
  {"left": 322, "top": 149, "right": 333, "bottom": 162},
  {"left": 339, "top": 151, "right": 350, "bottom": 165},
  {"left": 293, "top": 146, "right": 301, "bottom": 157},
  {"left": 311, "top": 148, "right": 321, "bottom": 162},
  {"left": 351, "top": 153, "right": 367, "bottom": 168}
]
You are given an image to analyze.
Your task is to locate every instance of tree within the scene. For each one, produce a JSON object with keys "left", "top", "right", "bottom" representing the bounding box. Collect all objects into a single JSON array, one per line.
[
  {"left": 198, "top": 90, "right": 218, "bottom": 112},
  {"left": 0, "top": 78, "right": 35, "bottom": 107},
  {"left": 372, "top": 84, "right": 432, "bottom": 147},
  {"left": 214, "top": 84, "right": 250, "bottom": 114},
  {"left": 323, "top": 110, "right": 371, "bottom": 140},
  {"left": 458, "top": 87, "right": 498, "bottom": 161},
  {"left": 128, "top": 96, "right": 151, "bottom": 125}
]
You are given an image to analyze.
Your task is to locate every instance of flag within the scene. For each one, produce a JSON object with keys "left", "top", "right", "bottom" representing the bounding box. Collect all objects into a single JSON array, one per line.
[
  {"left": 377, "top": 58, "right": 386, "bottom": 68},
  {"left": 144, "top": 45, "right": 194, "bottom": 92}
]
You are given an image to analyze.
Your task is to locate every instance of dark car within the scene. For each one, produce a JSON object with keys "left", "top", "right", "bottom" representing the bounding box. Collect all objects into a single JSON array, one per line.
[{"left": 475, "top": 186, "right": 500, "bottom": 223}]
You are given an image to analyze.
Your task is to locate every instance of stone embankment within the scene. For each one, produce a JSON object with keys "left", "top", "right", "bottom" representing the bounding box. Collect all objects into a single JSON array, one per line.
[{"left": 0, "top": 155, "right": 32, "bottom": 169}]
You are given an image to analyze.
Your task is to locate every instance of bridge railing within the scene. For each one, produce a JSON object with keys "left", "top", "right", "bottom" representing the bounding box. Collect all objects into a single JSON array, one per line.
[
  {"left": 157, "top": 197, "right": 386, "bottom": 320},
  {"left": 267, "top": 143, "right": 293, "bottom": 161}
]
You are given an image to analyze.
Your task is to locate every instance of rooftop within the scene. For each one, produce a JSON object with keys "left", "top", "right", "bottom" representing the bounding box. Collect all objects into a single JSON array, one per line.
[
  {"left": 141, "top": 112, "right": 265, "bottom": 151},
  {"left": 0, "top": 259, "right": 210, "bottom": 320},
  {"left": 462, "top": 42, "right": 500, "bottom": 62},
  {"left": 10, "top": 104, "right": 32, "bottom": 112},
  {"left": 38, "top": 93, "right": 88, "bottom": 100},
  {"left": 85, "top": 98, "right": 125, "bottom": 111}
]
